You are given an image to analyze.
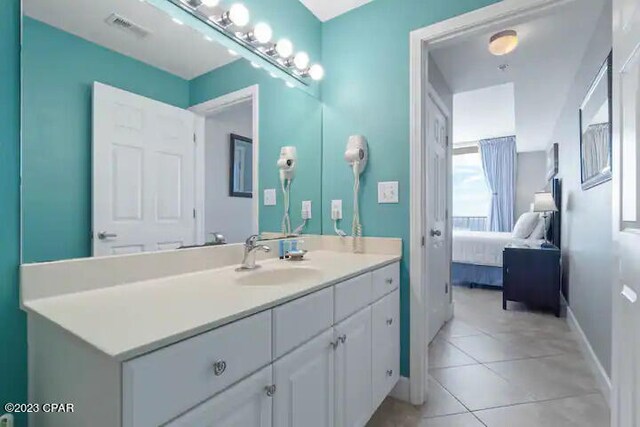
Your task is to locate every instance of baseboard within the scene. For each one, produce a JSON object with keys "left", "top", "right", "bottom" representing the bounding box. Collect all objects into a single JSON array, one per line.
[
  {"left": 566, "top": 306, "right": 612, "bottom": 405},
  {"left": 389, "top": 376, "right": 410, "bottom": 402}
]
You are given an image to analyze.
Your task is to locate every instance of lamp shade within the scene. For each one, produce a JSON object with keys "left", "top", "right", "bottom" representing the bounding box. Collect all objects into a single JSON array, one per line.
[{"left": 533, "top": 192, "right": 558, "bottom": 212}]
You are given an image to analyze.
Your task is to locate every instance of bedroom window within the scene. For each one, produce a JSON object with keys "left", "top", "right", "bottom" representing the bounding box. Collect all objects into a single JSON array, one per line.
[{"left": 452, "top": 150, "right": 491, "bottom": 231}]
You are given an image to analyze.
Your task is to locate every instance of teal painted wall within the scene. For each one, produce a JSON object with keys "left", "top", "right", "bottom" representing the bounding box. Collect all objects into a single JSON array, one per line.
[
  {"left": 190, "top": 61, "right": 323, "bottom": 235},
  {"left": 320, "top": 0, "right": 499, "bottom": 376},
  {"left": 22, "top": 18, "right": 190, "bottom": 263},
  {"left": 0, "top": 0, "right": 26, "bottom": 425}
]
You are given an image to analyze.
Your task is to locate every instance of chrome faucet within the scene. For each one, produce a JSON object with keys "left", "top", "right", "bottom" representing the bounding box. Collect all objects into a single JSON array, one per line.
[{"left": 238, "top": 234, "right": 271, "bottom": 270}]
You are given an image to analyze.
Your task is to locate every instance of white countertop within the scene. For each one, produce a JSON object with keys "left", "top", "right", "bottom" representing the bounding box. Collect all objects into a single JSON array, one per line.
[{"left": 24, "top": 250, "right": 400, "bottom": 361}]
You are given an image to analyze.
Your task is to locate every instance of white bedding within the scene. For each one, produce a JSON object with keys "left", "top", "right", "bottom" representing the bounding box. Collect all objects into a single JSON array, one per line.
[{"left": 452, "top": 230, "right": 544, "bottom": 267}]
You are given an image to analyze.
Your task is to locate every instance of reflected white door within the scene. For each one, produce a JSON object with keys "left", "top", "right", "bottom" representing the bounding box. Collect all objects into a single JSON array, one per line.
[
  {"left": 425, "top": 93, "right": 451, "bottom": 343},
  {"left": 611, "top": 0, "right": 640, "bottom": 424},
  {"left": 93, "top": 82, "right": 196, "bottom": 256}
]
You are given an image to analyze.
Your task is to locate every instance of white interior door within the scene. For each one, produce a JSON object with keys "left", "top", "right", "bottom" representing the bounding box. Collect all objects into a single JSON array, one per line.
[
  {"left": 93, "top": 82, "right": 197, "bottom": 256},
  {"left": 611, "top": 0, "right": 640, "bottom": 425},
  {"left": 425, "top": 93, "right": 451, "bottom": 343}
]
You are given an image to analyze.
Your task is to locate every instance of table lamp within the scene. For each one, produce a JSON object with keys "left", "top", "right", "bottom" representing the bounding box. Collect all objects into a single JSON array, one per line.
[{"left": 533, "top": 191, "right": 558, "bottom": 248}]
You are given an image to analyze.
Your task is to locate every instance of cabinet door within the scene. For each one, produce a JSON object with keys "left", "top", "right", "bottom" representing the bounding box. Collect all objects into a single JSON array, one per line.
[
  {"left": 371, "top": 289, "right": 400, "bottom": 410},
  {"left": 273, "top": 329, "right": 335, "bottom": 427},
  {"left": 334, "top": 307, "right": 373, "bottom": 427},
  {"left": 166, "top": 365, "right": 272, "bottom": 427}
]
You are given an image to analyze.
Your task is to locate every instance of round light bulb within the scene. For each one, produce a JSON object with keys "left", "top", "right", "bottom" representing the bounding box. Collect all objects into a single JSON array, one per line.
[
  {"left": 275, "top": 39, "right": 293, "bottom": 58},
  {"left": 293, "top": 52, "right": 310, "bottom": 71},
  {"left": 308, "top": 64, "right": 324, "bottom": 81},
  {"left": 228, "top": 3, "right": 250, "bottom": 27},
  {"left": 489, "top": 30, "right": 518, "bottom": 56},
  {"left": 201, "top": 0, "right": 219, "bottom": 7},
  {"left": 253, "top": 22, "right": 272, "bottom": 44}
]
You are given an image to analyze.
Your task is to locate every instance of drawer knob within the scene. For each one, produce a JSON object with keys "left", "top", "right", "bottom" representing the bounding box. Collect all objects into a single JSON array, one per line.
[
  {"left": 339, "top": 334, "right": 347, "bottom": 344},
  {"left": 213, "top": 360, "right": 227, "bottom": 376},
  {"left": 386, "top": 318, "right": 393, "bottom": 325},
  {"left": 265, "top": 384, "right": 277, "bottom": 397},
  {"left": 386, "top": 369, "right": 393, "bottom": 377},
  {"left": 330, "top": 339, "right": 340, "bottom": 349},
  {"left": 385, "top": 278, "right": 393, "bottom": 284}
]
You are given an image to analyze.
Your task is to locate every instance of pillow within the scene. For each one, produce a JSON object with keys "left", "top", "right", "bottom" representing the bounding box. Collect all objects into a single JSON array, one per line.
[
  {"left": 529, "top": 217, "right": 546, "bottom": 240},
  {"left": 512, "top": 212, "right": 540, "bottom": 238}
]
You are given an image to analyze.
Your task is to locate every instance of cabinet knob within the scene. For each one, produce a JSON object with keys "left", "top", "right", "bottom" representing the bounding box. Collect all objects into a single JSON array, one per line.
[
  {"left": 265, "top": 384, "right": 277, "bottom": 397},
  {"left": 330, "top": 339, "right": 340, "bottom": 349},
  {"left": 213, "top": 360, "right": 227, "bottom": 376},
  {"left": 385, "top": 278, "right": 393, "bottom": 284},
  {"left": 386, "top": 369, "right": 393, "bottom": 377},
  {"left": 339, "top": 334, "right": 347, "bottom": 344},
  {"left": 386, "top": 318, "right": 393, "bottom": 325}
]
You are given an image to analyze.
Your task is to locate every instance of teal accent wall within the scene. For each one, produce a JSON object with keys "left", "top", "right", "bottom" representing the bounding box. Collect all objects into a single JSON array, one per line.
[
  {"left": 320, "top": 0, "right": 499, "bottom": 376},
  {"left": 0, "top": 0, "right": 26, "bottom": 425},
  {"left": 22, "top": 18, "right": 190, "bottom": 263},
  {"left": 190, "top": 61, "right": 323, "bottom": 235}
]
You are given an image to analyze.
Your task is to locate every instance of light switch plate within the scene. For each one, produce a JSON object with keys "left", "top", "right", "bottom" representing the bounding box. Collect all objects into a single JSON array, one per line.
[
  {"left": 302, "top": 201, "right": 312, "bottom": 219},
  {"left": 378, "top": 181, "right": 399, "bottom": 204},
  {"left": 264, "top": 189, "right": 276, "bottom": 206},
  {"left": 331, "top": 200, "right": 343, "bottom": 220}
]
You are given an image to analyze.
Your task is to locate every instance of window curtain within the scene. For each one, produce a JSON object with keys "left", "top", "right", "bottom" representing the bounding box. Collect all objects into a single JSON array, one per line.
[{"left": 479, "top": 136, "right": 517, "bottom": 232}]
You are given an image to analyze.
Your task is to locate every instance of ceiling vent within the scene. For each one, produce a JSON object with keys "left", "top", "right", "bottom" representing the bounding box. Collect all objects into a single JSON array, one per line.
[{"left": 105, "top": 13, "right": 151, "bottom": 39}]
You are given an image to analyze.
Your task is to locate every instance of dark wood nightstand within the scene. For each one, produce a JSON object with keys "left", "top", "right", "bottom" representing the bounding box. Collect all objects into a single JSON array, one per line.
[{"left": 502, "top": 244, "right": 561, "bottom": 317}]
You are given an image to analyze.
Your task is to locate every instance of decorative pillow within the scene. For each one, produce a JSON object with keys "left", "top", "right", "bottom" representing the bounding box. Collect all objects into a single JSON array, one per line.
[
  {"left": 529, "top": 217, "right": 546, "bottom": 240},
  {"left": 512, "top": 212, "right": 541, "bottom": 238}
]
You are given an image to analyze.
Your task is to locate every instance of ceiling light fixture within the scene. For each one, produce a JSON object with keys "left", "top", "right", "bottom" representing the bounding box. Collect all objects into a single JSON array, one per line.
[
  {"left": 489, "top": 30, "right": 518, "bottom": 56},
  {"left": 166, "top": 0, "right": 323, "bottom": 86}
]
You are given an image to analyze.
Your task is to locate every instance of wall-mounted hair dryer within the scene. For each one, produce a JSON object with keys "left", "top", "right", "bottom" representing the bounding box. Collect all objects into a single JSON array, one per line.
[
  {"left": 345, "top": 135, "right": 368, "bottom": 240},
  {"left": 277, "top": 146, "right": 297, "bottom": 235}
]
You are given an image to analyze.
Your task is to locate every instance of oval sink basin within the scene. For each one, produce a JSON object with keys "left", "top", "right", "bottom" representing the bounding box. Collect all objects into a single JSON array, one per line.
[{"left": 236, "top": 267, "right": 323, "bottom": 287}]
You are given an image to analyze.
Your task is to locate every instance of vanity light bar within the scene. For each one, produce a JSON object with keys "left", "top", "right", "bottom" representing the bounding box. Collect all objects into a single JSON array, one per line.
[{"left": 169, "top": 0, "right": 324, "bottom": 85}]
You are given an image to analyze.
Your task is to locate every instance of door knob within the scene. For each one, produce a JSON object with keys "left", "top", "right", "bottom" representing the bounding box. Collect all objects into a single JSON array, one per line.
[
  {"left": 430, "top": 229, "right": 441, "bottom": 237},
  {"left": 97, "top": 231, "right": 117, "bottom": 240}
]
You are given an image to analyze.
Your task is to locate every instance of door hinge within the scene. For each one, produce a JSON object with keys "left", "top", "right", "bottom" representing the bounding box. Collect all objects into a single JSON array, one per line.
[
  {"left": 446, "top": 136, "right": 449, "bottom": 147},
  {"left": 193, "top": 208, "right": 196, "bottom": 218},
  {"left": 193, "top": 133, "right": 196, "bottom": 143},
  {"left": 421, "top": 235, "right": 426, "bottom": 246},
  {"left": 445, "top": 282, "right": 449, "bottom": 294}
]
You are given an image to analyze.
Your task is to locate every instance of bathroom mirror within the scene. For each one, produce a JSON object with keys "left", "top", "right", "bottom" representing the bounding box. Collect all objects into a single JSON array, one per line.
[
  {"left": 21, "top": 0, "right": 322, "bottom": 262},
  {"left": 579, "top": 52, "right": 612, "bottom": 190}
]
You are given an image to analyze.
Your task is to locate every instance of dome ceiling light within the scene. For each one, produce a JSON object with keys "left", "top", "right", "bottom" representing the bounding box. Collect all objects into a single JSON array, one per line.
[{"left": 489, "top": 30, "right": 519, "bottom": 56}]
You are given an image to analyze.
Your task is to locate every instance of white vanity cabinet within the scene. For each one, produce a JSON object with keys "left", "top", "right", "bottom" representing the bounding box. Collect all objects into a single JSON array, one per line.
[
  {"left": 334, "top": 306, "right": 373, "bottom": 427},
  {"left": 166, "top": 365, "right": 273, "bottom": 427},
  {"left": 29, "top": 261, "right": 400, "bottom": 427},
  {"left": 273, "top": 329, "right": 336, "bottom": 427}
]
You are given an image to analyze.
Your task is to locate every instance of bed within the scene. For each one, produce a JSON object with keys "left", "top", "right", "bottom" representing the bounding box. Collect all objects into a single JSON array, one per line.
[
  {"left": 452, "top": 230, "right": 544, "bottom": 288},
  {"left": 452, "top": 179, "right": 562, "bottom": 289}
]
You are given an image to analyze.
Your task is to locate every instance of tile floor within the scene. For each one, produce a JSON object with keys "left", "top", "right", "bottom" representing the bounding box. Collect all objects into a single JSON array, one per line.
[{"left": 367, "top": 286, "right": 610, "bottom": 427}]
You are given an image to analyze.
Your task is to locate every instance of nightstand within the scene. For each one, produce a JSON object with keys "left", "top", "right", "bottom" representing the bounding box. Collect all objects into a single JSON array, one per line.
[{"left": 502, "top": 244, "right": 561, "bottom": 317}]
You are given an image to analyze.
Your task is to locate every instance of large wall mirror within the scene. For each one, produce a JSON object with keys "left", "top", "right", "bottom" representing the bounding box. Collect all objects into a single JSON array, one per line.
[
  {"left": 579, "top": 52, "right": 612, "bottom": 190},
  {"left": 21, "top": 0, "right": 323, "bottom": 263}
]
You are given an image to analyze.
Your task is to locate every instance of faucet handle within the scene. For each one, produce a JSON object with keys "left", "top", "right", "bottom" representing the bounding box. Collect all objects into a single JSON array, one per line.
[{"left": 245, "top": 234, "right": 260, "bottom": 247}]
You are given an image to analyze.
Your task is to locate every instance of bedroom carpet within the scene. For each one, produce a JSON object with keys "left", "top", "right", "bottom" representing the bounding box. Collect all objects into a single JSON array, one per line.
[{"left": 367, "top": 287, "right": 609, "bottom": 427}]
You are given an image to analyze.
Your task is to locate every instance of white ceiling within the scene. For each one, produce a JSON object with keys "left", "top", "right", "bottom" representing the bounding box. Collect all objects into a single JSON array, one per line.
[
  {"left": 453, "top": 83, "right": 516, "bottom": 144},
  {"left": 298, "top": 0, "right": 373, "bottom": 22},
  {"left": 430, "top": 0, "right": 607, "bottom": 152},
  {"left": 24, "top": 0, "right": 238, "bottom": 80}
]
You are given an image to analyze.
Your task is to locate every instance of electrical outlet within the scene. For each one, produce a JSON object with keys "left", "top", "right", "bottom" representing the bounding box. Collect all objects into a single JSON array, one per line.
[
  {"left": 302, "top": 201, "right": 312, "bottom": 219},
  {"left": 378, "top": 181, "right": 399, "bottom": 204},
  {"left": 264, "top": 189, "right": 276, "bottom": 206},
  {"left": 331, "top": 200, "right": 343, "bottom": 220}
]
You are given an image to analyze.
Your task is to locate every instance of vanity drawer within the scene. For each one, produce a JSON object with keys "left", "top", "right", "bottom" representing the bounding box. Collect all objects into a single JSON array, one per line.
[
  {"left": 334, "top": 272, "right": 373, "bottom": 322},
  {"left": 372, "top": 262, "right": 399, "bottom": 302},
  {"left": 273, "top": 286, "right": 334, "bottom": 359},
  {"left": 122, "top": 310, "right": 272, "bottom": 427}
]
